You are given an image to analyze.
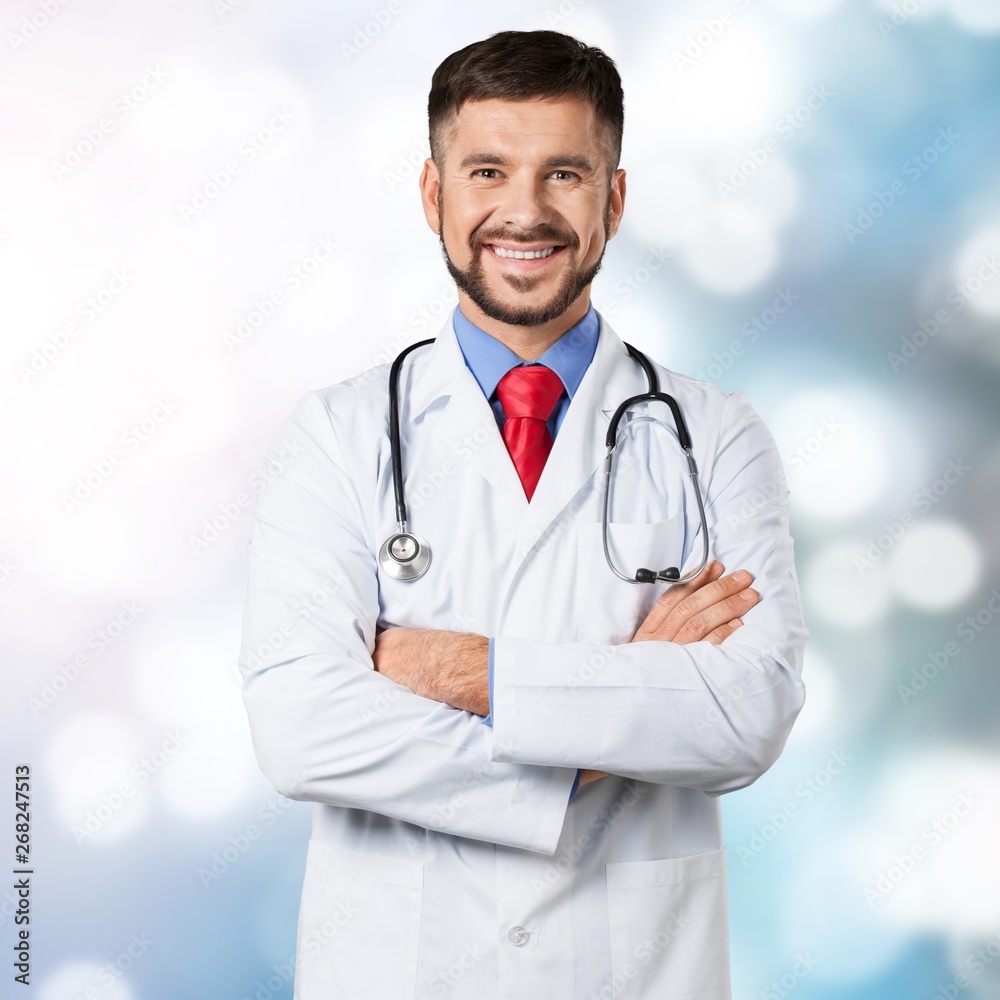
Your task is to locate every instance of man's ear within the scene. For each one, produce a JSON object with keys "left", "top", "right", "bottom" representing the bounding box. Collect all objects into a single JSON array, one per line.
[
  {"left": 418, "top": 157, "right": 442, "bottom": 235},
  {"left": 607, "top": 167, "right": 627, "bottom": 240}
]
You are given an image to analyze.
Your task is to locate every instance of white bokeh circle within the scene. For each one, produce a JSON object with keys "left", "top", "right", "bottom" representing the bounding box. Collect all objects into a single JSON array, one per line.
[
  {"left": 805, "top": 539, "right": 894, "bottom": 627},
  {"left": 952, "top": 224, "right": 1000, "bottom": 318},
  {"left": 40, "top": 962, "right": 135, "bottom": 1000},
  {"left": 45, "top": 713, "right": 148, "bottom": 846},
  {"left": 680, "top": 203, "right": 779, "bottom": 294},
  {"left": 890, "top": 519, "right": 981, "bottom": 609},
  {"left": 772, "top": 389, "right": 898, "bottom": 522},
  {"left": 846, "top": 748, "right": 1000, "bottom": 936}
]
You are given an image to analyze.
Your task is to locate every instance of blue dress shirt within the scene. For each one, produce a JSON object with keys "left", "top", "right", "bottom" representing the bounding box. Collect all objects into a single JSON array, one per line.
[{"left": 451, "top": 302, "right": 600, "bottom": 801}]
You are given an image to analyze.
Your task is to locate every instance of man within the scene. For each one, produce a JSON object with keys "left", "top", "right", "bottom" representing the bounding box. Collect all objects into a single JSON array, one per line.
[{"left": 239, "top": 29, "right": 807, "bottom": 999}]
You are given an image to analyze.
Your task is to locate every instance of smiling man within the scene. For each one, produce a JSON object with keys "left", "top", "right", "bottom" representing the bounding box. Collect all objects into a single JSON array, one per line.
[{"left": 239, "top": 29, "right": 807, "bottom": 999}]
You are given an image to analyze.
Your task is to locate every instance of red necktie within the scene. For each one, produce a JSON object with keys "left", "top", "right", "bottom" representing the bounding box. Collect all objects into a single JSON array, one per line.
[{"left": 495, "top": 364, "right": 565, "bottom": 500}]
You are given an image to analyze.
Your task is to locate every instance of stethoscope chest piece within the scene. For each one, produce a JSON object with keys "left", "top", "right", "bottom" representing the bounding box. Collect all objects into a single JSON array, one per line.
[{"left": 379, "top": 531, "right": 432, "bottom": 581}]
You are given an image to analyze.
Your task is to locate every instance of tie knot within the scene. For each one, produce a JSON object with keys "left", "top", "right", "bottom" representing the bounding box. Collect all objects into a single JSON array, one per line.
[{"left": 495, "top": 364, "right": 565, "bottom": 422}]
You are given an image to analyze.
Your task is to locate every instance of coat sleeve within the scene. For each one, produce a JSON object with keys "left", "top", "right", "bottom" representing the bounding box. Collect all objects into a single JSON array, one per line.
[
  {"left": 487, "top": 389, "right": 808, "bottom": 794},
  {"left": 238, "top": 391, "right": 576, "bottom": 855}
]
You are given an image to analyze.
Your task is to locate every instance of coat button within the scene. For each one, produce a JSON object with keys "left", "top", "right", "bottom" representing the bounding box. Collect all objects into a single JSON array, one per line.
[{"left": 507, "top": 926, "right": 529, "bottom": 946}]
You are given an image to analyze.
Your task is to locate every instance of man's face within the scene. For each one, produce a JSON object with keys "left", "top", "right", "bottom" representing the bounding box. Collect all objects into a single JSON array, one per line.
[{"left": 421, "top": 95, "right": 625, "bottom": 328}]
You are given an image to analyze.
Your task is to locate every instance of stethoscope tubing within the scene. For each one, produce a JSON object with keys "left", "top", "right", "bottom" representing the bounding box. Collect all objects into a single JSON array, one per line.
[{"left": 383, "top": 337, "right": 711, "bottom": 584}]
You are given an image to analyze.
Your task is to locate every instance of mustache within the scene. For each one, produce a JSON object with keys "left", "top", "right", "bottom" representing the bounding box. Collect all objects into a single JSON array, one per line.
[{"left": 471, "top": 225, "right": 578, "bottom": 249}]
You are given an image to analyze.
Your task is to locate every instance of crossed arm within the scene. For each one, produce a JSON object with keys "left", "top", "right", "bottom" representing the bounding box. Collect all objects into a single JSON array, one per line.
[
  {"left": 373, "top": 560, "right": 759, "bottom": 787},
  {"left": 240, "top": 389, "right": 807, "bottom": 854}
]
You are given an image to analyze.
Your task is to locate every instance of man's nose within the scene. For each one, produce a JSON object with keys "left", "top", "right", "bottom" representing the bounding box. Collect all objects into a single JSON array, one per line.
[{"left": 499, "top": 174, "right": 552, "bottom": 232}]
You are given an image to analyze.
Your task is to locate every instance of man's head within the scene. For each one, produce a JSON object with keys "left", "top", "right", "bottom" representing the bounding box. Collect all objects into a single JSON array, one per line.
[
  {"left": 418, "top": 31, "right": 627, "bottom": 338},
  {"left": 428, "top": 30, "right": 624, "bottom": 180}
]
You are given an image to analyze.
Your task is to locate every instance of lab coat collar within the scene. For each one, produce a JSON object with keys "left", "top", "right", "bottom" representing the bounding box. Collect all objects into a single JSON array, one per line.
[{"left": 406, "top": 307, "right": 648, "bottom": 558}]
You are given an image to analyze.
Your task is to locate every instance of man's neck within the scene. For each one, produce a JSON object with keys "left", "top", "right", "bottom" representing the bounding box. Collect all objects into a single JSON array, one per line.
[{"left": 455, "top": 291, "right": 591, "bottom": 362}]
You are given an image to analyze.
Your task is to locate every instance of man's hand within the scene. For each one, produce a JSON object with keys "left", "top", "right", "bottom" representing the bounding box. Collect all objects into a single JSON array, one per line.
[
  {"left": 579, "top": 561, "right": 759, "bottom": 788},
  {"left": 631, "top": 560, "right": 758, "bottom": 644},
  {"left": 373, "top": 628, "right": 490, "bottom": 716}
]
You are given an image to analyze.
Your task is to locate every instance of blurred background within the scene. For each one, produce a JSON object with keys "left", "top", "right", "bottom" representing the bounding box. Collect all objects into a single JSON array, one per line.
[{"left": 2, "top": 0, "right": 998, "bottom": 997}]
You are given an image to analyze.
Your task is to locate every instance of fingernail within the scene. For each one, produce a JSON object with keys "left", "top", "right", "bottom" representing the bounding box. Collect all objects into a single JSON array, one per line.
[
  {"left": 741, "top": 588, "right": 757, "bottom": 602},
  {"left": 731, "top": 619, "right": 743, "bottom": 628},
  {"left": 733, "top": 570, "right": 751, "bottom": 585}
]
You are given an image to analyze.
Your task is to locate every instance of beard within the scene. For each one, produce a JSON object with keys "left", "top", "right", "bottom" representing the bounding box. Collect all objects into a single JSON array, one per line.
[{"left": 437, "top": 190, "right": 611, "bottom": 327}]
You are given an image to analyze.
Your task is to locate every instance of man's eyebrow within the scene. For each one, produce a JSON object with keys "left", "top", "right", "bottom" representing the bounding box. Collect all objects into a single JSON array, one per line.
[{"left": 457, "top": 152, "right": 596, "bottom": 173}]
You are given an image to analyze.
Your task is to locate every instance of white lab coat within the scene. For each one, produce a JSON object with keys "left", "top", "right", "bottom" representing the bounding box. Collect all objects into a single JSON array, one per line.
[{"left": 239, "top": 307, "right": 807, "bottom": 999}]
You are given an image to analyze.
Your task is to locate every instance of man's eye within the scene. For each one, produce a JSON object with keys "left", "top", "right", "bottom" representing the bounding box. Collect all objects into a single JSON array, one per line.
[
  {"left": 473, "top": 168, "right": 499, "bottom": 178},
  {"left": 552, "top": 170, "right": 578, "bottom": 181}
]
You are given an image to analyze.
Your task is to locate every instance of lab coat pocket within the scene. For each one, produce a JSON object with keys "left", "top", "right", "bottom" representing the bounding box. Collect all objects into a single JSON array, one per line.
[
  {"left": 605, "top": 847, "right": 731, "bottom": 999},
  {"left": 576, "top": 515, "right": 685, "bottom": 643},
  {"left": 294, "top": 838, "right": 424, "bottom": 1000}
]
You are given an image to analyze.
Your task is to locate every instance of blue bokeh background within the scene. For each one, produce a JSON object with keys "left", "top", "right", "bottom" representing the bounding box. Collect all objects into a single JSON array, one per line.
[{"left": 2, "top": 1, "right": 999, "bottom": 997}]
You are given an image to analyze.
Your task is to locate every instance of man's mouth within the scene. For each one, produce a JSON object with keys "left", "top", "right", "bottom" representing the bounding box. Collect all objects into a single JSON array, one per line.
[{"left": 484, "top": 243, "right": 566, "bottom": 261}]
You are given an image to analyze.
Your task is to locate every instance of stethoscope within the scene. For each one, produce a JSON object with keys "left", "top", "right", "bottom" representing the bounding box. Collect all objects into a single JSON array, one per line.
[{"left": 378, "top": 338, "right": 710, "bottom": 585}]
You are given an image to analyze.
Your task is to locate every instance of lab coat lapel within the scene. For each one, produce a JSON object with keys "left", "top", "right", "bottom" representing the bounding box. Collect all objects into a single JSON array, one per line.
[
  {"left": 408, "top": 316, "right": 527, "bottom": 509},
  {"left": 513, "top": 313, "right": 646, "bottom": 560}
]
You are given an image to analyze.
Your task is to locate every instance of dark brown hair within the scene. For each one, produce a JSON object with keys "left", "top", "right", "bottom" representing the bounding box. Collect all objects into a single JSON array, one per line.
[{"left": 427, "top": 30, "right": 625, "bottom": 178}]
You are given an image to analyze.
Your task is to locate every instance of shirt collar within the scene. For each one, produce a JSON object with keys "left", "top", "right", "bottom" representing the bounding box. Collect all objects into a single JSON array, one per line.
[{"left": 451, "top": 302, "right": 600, "bottom": 402}]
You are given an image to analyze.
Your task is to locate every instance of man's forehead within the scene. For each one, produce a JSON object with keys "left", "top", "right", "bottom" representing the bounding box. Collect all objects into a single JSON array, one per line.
[
  {"left": 441, "top": 95, "right": 608, "bottom": 163},
  {"left": 448, "top": 95, "right": 598, "bottom": 134}
]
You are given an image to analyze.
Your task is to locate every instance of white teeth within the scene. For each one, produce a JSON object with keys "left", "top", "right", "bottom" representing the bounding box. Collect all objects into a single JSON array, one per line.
[{"left": 490, "top": 245, "right": 558, "bottom": 259}]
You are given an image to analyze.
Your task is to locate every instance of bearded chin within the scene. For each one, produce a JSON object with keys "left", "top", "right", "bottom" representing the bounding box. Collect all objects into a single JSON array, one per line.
[
  {"left": 436, "top": 196, "right": 611, "bottom": 328},
  {"left": 439, "top": 238, "right": 604, "bottom": 327}
]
